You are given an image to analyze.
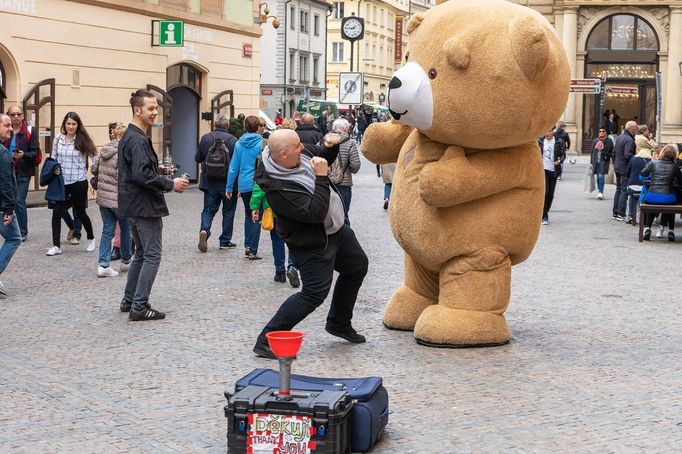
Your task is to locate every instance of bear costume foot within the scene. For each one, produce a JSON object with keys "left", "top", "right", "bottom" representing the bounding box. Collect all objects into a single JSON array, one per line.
[
  {"left": 413, "top": 305, "right": 511, "bottom": 347},
  {"left": 382, "top": 285, "right": 436, "bottom": 331}
]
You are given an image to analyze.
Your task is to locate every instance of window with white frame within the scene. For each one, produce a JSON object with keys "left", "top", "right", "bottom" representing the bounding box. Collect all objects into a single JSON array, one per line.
[
  {"left": 290, "top": 6, "right": 296, "bottom": 30},
  {"left": 332, "top": 42, "right": 344, "bottom": 62},
  {"left": 313, "top": 14, "right": 320, "bottom": 36},
  {"left": 379, "top": 46, "right": 384, "bottom": 66},
  {"left": 299, "top": 54, "right": 309, "bottom": 82},
  {"left": 380, "top": 9, "right": 384, "bottom": 27},
  {"left": 333, "top": 2, "right": 344, "bottom": 19},
  {"left": 313, "top": 56, "right": 320, "bottom": 83},
  {"left": 300, "top": 10, "right": 309, "bottom": 33},
  {"left": 289, "top": 52, "right": 296, "bottom": 80}
]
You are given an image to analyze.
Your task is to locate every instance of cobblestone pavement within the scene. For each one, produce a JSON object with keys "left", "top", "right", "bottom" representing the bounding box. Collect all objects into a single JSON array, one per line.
[{"left": 1, "top": 156, "right": 681, "bottom": 453}]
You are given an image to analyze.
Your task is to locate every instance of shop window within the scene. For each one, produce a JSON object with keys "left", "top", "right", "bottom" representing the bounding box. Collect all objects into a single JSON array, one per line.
[{"left": 586, "top": 14, "right": 659, "bottom": 51}]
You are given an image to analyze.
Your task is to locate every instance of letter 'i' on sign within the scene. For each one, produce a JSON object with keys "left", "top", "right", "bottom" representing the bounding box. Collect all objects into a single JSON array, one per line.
[{"left": 159, "top": 20, "right": 184, "bottom": 47}]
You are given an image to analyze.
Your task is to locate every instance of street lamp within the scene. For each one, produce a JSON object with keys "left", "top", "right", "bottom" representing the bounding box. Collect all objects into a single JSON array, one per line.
[{"left": 259, "top": 3, "right": 281, "bottom": 29}]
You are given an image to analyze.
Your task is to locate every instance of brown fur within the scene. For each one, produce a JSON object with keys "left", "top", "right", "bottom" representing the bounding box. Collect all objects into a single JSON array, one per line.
[{"left": 362, "top": 0, "right": 570, "bottom": 347}]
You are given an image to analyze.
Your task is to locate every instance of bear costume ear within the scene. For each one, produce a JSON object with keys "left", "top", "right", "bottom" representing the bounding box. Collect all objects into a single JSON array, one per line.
[
  {"left": 509, "top": 16, "right": 550, "bottom": 81},
  {"left": 407, "top": 14, "right": 424, "bottom": 35},
  {"left": 444, "top": 38, "right": 470, "bottom": 70}
]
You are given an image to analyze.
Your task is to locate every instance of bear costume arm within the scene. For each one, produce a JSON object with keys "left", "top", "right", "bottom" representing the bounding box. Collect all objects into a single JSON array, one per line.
[
  {"left": 418, "top": 144, "right": 538, "bottom": 208},
  {"left": 360, "top": 120, "right": 413, "bottom": 164}
]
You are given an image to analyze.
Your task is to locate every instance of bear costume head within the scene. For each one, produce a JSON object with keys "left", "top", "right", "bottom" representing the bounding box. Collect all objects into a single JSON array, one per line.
[{"left": 387, "top": 0, "right": 570, "bottom": 149}]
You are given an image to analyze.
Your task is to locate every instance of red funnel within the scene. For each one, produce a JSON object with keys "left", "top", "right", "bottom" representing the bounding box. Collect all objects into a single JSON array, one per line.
[{"left": 266, "top": 331, "right": 304, "bottom": 358}]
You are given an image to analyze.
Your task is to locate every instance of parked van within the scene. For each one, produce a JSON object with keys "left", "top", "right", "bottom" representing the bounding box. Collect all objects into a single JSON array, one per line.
[{"left": 296, "top": 99, "right": 339, "bottom": 119}]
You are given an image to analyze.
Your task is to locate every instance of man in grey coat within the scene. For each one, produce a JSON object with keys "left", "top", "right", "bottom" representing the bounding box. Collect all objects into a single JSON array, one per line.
[{"left": 612, "top": 120, "right": 638, "bottom": 221}]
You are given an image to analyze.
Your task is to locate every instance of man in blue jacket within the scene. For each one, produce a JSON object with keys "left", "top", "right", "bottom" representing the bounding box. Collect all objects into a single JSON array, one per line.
[
  {"left": 118, "top": 90, "right": 189, "bottom": 321},
  {"left": 226, "top": 115, "right": 263, "bottom": 260},
  {"left": 0, "top": 114, "right": 22, "bottom": 298},
  {"left": 612, "top": 121, "right": 638, "bottom": 221},
  {"left": 195, "top": 113, "right": 238, "bottom": 252}
]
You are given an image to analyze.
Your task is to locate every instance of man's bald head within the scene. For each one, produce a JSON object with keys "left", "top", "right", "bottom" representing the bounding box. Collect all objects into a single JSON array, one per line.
[
  {"left": 268, "top": 129, "right": 303, "bottom": 169},
  {"left": 301, "top": 113, "right": 314, "bottom": 126}
]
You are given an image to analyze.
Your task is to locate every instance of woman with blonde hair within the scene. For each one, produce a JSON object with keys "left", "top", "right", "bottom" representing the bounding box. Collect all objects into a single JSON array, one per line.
[
  {"left": 280, "top": 118, "right": 297, "bottom": 130},
  {"left": 640, "top": 144, "right": 682, "bottom": 241},
  {"left": 91, "top": 122, "right": 132, "bottom": 276}
]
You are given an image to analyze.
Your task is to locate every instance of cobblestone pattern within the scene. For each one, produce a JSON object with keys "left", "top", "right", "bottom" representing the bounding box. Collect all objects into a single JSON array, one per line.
[{"left": 1, "top": 157, "right": 681, "bottom": 452}]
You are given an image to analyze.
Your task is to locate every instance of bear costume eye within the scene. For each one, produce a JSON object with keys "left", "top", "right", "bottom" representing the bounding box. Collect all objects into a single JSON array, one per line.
[{"left": 428, "top": 68, "right": 437, "bottom": 79}]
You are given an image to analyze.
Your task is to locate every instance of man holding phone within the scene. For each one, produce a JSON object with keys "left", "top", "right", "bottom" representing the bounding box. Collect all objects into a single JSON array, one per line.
[
  {"left": 0, "top": 114, "right": 22, "bottom": 298},
  {"left": 118, "top": 90, "right": 189, "bottom": 321},
  {"left": 251, "top": 129, "right": 369, "bottom": 359}
]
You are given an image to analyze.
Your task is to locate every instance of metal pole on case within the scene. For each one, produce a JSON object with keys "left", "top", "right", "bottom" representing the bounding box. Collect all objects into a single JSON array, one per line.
[{"left": 265, "top": 331, "right": 304, "bottom": 400}]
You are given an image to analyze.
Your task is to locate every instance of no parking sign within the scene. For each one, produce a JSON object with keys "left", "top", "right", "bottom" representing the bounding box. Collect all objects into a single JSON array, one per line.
[{"left": 339, "top": 72, "right": 363, "bottom": 105}]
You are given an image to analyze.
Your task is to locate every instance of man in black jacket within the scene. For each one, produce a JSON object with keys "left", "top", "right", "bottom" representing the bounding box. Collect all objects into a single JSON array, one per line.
[
  {"left": 252, "top": 129, "right": 369, "bottom": 359},
  {"left": 5, "top": 106, "right": 40, "bottom": 242},
  {"left": 0, "top": 114, "right": 22, "bottom": 298},
  {"left": 612, "top": 120, "right": 638, "bottom": 221},
  {"left": 296, "top": 113, "right": 324, "bottom": 145},
  {"left": 194, "top": 113, "right": 238, "bottom": 252},
  {"left": 118, "top": 89, "right": 189, "bottom": 321}
]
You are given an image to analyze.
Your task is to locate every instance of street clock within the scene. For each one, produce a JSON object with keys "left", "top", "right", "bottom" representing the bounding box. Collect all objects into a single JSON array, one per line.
[{"left": 341, "top": 16, "right": 365, "bottom": 41}]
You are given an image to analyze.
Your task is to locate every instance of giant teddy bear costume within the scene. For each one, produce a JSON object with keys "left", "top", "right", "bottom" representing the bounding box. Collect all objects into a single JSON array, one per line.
[{"left": 362, "top": 0, "right": 570, "bottom": 347}]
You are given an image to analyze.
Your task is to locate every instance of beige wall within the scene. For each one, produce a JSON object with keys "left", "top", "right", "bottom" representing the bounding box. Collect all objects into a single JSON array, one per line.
[{"left": 0, "top": 0, "right": 262, "bottom": 150}]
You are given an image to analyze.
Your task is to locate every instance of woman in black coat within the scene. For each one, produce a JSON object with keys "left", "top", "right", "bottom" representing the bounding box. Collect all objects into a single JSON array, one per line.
[{"left": 590, "top": 127, "right": 614, "bottom": 199}]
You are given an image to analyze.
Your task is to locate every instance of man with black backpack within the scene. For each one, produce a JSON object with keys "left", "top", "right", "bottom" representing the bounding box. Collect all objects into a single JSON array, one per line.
[{"left": 194, "top": 113, "right": 238, "bottom": 252}]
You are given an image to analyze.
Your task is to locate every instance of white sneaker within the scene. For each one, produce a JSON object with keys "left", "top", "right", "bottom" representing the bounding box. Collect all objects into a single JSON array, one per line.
[
  {"left": 0, "top": 281, "right": 7, "bottom": 297},
  {"left": 597, "top": 193, "right": 604, "bottom": 200},
  {"left": 46, "top": 246, "right": 62, "bottom": 256},
  {"left": 656, "top": 225, "right": 665, "bottom": 238},
  {"left": 86, "top": 239, "right": 96, "bottom": 252},
  {"left": 119, "top": 261, "right": 130, "bottom": 272},
  {"left": 97, "top": 266, "right": 118, "bottom": 277}
]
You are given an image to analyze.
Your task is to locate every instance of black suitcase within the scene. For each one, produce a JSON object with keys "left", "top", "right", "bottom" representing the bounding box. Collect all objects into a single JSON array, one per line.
[
  {"left": 235, "top": 369, "right": 388, "bottom": 453},
  {"left": 225, "top": 385, "right": 353, "bottom": 453}
]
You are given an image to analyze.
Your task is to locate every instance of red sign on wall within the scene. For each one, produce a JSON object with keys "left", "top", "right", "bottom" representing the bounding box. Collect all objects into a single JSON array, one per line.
[
  {"left": 261, "top": 89, "right": 273, "bottom": 95},
  {"left": 243, "top": 43, "right": 252, "bottom": 58},
  {"left": 394, "top": 16, "right": 404, "bottom": 65}
]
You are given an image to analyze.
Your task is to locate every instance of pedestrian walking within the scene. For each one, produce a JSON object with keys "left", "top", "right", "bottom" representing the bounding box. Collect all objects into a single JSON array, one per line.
[
  {"left": 538, "top": 127, "right": 565, "bottom": 225},
  {"left": 553, "top": 121, "right": 569, "bottom": 180},
  {"left": 195, "top": 113, "right": 238, "bottom": 252},
  {"left": 297, "top": 113, "right": 324, "bottom": 145},
  {"left": 226, "top": 115, "right": 264, "bottom": 260},
  {"left": 118, "top": 89, "right": 189, "bottom": 321},
  {"left": 589, "top": 127, "right": 613, "bottom": 200},
  {"left": 252, "top": 129, "right": 368, "bottom": 359},
  {"left": 330, "top": 118, "right": 361, "bottom": 225},
  {"left": 91, "top": 122, "right": 132, "bottom": 277},
  {"left": 381, "top": 163, "right": 396, "bottom": 210},
  {"left": 0, "top": 114, "right": 22, "bottom": 298},
  {"left": 47, "top": 112, "right": 97, "bottom": 256},
  {"left": 4, "top": 106, "right": 40, "bottom": 243},
  {"left": 612, "top": 121, "right": 638, "bottom": 221}
]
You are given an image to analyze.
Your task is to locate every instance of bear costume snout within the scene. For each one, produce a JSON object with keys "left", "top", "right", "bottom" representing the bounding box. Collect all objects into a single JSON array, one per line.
[{"left": 387, "top": 61, "right": 434, "bottom": 131}]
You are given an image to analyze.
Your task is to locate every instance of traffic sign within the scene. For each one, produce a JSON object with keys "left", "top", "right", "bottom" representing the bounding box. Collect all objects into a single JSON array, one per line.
[
  {"left": 569, "top": 78, "right": 601, "bottom": 94},
  {"left": 159, "top": 20, "right": 184, "bottom": 47},
  {"left": 339, "top": 72, "right": 363, "bottom": 104}
]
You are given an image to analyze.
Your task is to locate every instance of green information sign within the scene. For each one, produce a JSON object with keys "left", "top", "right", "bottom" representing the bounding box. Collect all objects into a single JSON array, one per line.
[{"left": 159, "top": 20, "right": 184, "bottom": 47}]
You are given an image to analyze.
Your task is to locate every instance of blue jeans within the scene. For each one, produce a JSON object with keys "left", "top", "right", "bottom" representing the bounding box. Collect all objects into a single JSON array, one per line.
[
  {"left": 384, "top": 183, "right": 392, "bottom": 201},
  {"left": 0, "top": 213, "right": 21, "bottom": 275},
  {"left": 98, "top": 207, "right": 131, "bottom": 268},
  {"left": 200, "top": 190, "right": 238, "bottom": 246},
  {"left": 337, "top": 185, "right": 352, "bottom": 226},
  {"left": 15, "top": 175, "right": 31, "bottom": 237},
  {"left": 613, "top": 173, "right": 628, "bottom": 217},
  {"left": 241, "top": 192, "right": 261, "bottom": 253},
  {"left": 593, "top": 163, "right": 605, "bottom": 194},
  {"left": 270, "top": 220, "right": 294, "bottom": 273}
]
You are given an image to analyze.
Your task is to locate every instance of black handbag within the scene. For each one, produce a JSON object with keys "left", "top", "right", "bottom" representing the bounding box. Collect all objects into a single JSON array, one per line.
[{"left": 90, "top": 174, "right": 98, "bottom": 190}]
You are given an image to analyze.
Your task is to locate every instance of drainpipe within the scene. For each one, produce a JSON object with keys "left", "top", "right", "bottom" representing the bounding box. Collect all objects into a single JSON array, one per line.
[
  {"left": 284, "top": 0, "right": 292, "bottom": 116},
  {"left": 325, "top": 4, "right": 332, "bottom": 102},
  {"left": 356, "top": 0, "right": 363, "bottom": 73}
]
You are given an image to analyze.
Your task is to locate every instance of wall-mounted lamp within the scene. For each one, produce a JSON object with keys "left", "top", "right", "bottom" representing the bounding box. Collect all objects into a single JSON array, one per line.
[
  {"left": 679, "top": 61, "right": 682, "bottom": 77},
  {"left": 259, "top": 3, "right": 281, "bottom": 29}
]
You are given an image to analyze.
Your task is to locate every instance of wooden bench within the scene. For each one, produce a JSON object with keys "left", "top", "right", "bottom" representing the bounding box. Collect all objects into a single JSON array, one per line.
[{"left": 638, "top": 202, "right": 682, "bottom": 242}]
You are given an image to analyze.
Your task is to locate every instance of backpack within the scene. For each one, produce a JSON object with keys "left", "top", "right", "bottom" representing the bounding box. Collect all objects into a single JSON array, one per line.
[
  {"left": 328, "top": 154, "right": 349, "bottom": 185},
  {"left": 204, "top": 133, "right": 229, "bottom": 178}
]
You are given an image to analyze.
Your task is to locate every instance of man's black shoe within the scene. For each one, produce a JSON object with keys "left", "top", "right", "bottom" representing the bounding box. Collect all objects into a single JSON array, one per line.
[
  {"left": 129, "top": 306, "right": 166, "bottom": 321},
  {"left": 274, "top": 272, "right": 286, "bottom": 283},
  {"left": 325, "top": 326, "right": 366, "bottom": 343},
  {"left": 111, "top": 247, "right": 121, "bottom": 261},
  {"left": 120, "top": 299, "right": 132, "bottom": 312},
  {"left": 219, "top": 242, "right": 237, "bottom": 249},
  {"left": 253, "top": 341, "right": 277, "bottom": 359},
  {"left": 286, "top": 266, "right": 300, "bottom": 288}
]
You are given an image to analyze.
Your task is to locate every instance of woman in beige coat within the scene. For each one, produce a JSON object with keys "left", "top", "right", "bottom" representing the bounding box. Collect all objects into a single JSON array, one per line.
[{"left": 91, "top": 123, "right": 131, "bottom": 277}]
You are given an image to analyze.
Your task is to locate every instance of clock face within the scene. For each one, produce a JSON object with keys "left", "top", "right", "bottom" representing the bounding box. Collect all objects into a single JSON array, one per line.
[{"left": 343, "top": 18, "right": 363, "bottom": 39}]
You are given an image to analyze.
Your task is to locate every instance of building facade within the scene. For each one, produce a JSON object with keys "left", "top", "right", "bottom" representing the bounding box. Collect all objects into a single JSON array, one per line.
[
  {"left": 259, "top": 0, "right": 332, "bottom": 119},
  {"left": 1, "top": 0, "right": 263, "bottom": 190}
]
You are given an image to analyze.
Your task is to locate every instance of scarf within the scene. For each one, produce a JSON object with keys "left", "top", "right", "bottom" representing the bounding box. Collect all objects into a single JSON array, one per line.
[{"left": 262, "top": 147, "right": 316, "bottom": 194}]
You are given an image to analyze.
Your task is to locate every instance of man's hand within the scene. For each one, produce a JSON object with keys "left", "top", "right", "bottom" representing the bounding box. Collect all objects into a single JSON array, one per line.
[
  {"left": 310, "top": 156, "right": 328, "bottom": 176},
  {"left": 3, "top": 213, "right": 13, "bottom": 225},
  {"left": 226, "top": 191, "right": 232, "bottom": 199},
  {"left": 322, "top": 133, "right": 341, "bottom": 148},
  {"left": 173, "top": 177, "right": 189, "bottom": 193},
  {"left": 13, "top": 151, "right": 24, "bottom": 159},
  {"left": 251, "top": 210, "right": 260, "bottom": 222}
]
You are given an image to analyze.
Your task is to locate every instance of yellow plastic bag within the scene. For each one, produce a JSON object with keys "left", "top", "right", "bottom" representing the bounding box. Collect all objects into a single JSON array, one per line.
[{"left": 261, "top": 207, "right": 275, "bottom": 231}]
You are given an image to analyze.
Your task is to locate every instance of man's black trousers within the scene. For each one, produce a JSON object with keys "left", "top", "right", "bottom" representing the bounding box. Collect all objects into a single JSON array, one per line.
[{"left": 256, "top": 224, "right": 368, "bottom": 342}]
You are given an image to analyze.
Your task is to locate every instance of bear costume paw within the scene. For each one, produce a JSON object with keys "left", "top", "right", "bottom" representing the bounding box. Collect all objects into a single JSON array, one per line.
[
  {"left": 382, "top": 285, "right": 437, "bottom": 331},
  {"left": 413, "top": 305, "right": 511, "bottom": 347}
]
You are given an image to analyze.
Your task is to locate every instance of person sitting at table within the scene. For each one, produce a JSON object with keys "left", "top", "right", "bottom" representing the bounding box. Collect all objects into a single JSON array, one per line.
[{"left": 640, "top": 144, "right": 682, "bottom": 241}]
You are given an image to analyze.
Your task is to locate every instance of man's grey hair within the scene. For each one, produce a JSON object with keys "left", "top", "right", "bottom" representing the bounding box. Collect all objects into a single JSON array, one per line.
[
  {"left": 625, "top": 120, "right": 638, "bottom": 133},
  {"left": 215, "top": 113, "right": 229, "bottom": 129},
  {"left": 637, "top": 125, "right": 649, "bottom": 134},
  {"left": 301, "top": 113, "right": 315, "bottom": 125},
  {"left": 332, "top": 118, "right": 350, "bottom": 133},
  {"left": 0, "top": 113, "right": 9, "bottom": 123}
]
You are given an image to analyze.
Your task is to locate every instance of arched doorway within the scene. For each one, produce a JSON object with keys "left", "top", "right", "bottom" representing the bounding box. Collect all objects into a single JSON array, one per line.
[
  {"left": 0, "top": 61, "right": 6, "bottom": 113},
  {"left": 582, "top": 14, "right": 659, "bottom": 149},
  {"left": 167, "top": 63, "right": 202, "bottom": 180}
]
